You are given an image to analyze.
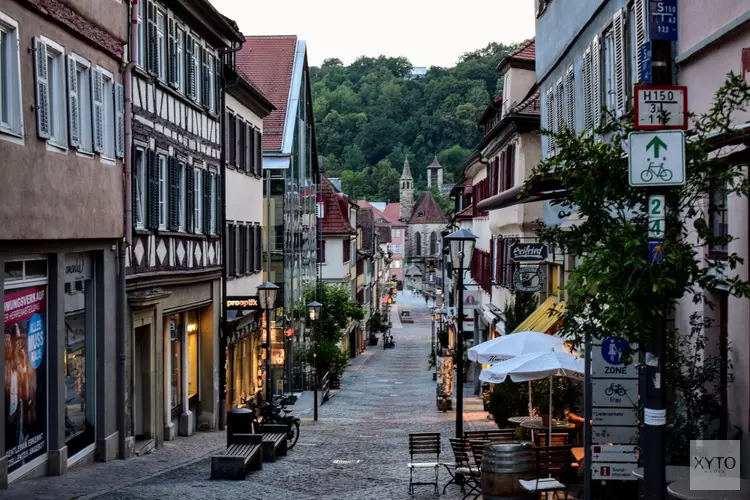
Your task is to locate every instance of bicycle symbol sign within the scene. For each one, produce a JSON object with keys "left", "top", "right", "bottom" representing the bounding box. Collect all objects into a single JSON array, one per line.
[{"left": 628, "top": 131, "right": 685, "bottom": 187}]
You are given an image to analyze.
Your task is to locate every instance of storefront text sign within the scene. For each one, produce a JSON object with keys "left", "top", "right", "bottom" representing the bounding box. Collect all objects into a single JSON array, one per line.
[
  {"left": 510, "top": 242, "right": 548, "bottom": 263},
  {"left": 65, "top": 253, "right": 92, "bottom": 283},
  {"left": 225, "top": 296, "right": 260, "bottom": 311}
]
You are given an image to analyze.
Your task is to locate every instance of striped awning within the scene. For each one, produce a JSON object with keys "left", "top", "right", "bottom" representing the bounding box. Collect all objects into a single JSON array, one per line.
[{"left": 512, "top": 296, "right": 565, "bottom": 334}]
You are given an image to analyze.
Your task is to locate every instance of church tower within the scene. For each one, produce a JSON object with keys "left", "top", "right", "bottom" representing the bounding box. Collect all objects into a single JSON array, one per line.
[
  {"left": 399, "top": 157, "right": 414, "bottom": 221},
  {"left": 426, "top": 155, "right": 444, "bottom": 192}
]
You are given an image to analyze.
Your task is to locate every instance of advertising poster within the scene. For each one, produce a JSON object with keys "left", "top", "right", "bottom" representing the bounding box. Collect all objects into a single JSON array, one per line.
[{"left": 4, "top": 285, "right": 47, "bottom": 473}]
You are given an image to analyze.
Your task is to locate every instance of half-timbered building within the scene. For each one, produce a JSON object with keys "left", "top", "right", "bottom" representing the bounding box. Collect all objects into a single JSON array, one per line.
[{"left": 125, "top": 0, "right": 242, "bottom": 454}]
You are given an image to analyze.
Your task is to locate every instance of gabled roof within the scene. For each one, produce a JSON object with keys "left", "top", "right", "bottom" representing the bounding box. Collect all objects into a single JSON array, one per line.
[
  {"left": 408, "top": 192, "right": 448, "bottom": 225},
  {"left": 237, "top": 36, "right": 298, "bottom": 151},
  {"left": 513, "top": 85, "right": 541, "bottom": 117},
  {"left": 357, "top": 200, "right": 390, "bottom": 226},
  {"left": 498, "top": 38, "right": 536, "bottom": 72},
  {"left": 321, "top": 176, "right": 354, "bottom": 235},
  {"left": 427, "top": 155, "right": 442, "bottom": 170},
  {"left": 383, "top": 203, "right": 406, "bottom": 226}
]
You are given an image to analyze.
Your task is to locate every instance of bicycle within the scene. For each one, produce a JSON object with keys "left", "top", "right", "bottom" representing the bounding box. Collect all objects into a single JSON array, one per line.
[
  {"left": 604, "top": 383, "right": 627, "bottom": 397},
  {"left": 640, "top": 162, "right": 673, "bottom": 183},
  {"left": 240, "top": 397, "right": 301, "bottom": 450}
]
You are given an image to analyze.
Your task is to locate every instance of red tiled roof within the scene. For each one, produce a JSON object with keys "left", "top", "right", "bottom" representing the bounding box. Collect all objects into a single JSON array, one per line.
[
  {"left": 321, "top": 176, "right": 354, "bottom": 235},
  {"left": 237, "top": 36, "right": 298, "bottom": 151},
  {"left": 508, "top": 38, "right": 535, "bottom": 62},
  {"left": 408, "top": 192, "right": 448, "bottom": 225},
  {"left": 513, "top": 86, "right": 541, "bottom": 117},
  {"left": 357, "top": 200, "right": 390, "bottom": 225},
  {"left": 383, "top": 203, "right": 405, "bottom": 226},
  {"left": 455, "top": 204, "right": 474, "bottom": 221}
]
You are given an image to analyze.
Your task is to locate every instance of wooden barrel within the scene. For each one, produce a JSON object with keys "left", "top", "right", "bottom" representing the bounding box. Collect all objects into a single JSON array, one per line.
[{"left": 481, "top": 442, "right": 537, "bottom": 500}]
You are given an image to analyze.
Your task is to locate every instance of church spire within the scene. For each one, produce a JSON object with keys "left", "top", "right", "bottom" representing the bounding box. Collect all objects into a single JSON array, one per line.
[
  {"left": 401, "top": 156, "right": 413, "bottom": 180},
  {"left": 399, "top": 156, "right": 414, "bottom": 221}
]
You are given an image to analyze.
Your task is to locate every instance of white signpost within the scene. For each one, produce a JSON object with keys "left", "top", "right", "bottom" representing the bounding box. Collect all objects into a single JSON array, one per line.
[
  {"left": 591, "top": 445, "right": 638, "bottom": 462},
  {"left": 592, "top": 378, "right": 639, "bottom": 407},
  {"left": 591, "top": 462, "right": 638, "bottom": 481},
  {"left": 628, "top": 131, "right": 686, "bottom": 187},
  {"left": 593, "top": 408, "right": 638, "bottom": 426},
  {"left": 592, "top": 426, "right": 639, "bottom": 445},
  {"left": 634, "top": 85, "right": 688, "bottom": 130}
]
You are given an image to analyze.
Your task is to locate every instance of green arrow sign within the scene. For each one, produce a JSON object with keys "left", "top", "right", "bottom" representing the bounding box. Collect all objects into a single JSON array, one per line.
[{"left": 646, "top": 136, "right": 667, "bottom": 157}]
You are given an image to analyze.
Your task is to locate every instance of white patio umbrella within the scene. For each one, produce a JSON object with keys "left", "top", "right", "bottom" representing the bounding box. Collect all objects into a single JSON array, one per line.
[
  {"left": 468, "top": 331, "right": 573, "bottom": 415},
  {"left": 479, "top": 349, "right": 584, "bottom": 442}
]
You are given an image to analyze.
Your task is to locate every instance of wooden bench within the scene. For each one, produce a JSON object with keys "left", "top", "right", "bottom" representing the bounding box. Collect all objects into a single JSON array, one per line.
[
  {"left": 261, "top": 424, "right": 288, "bottom": 462},
  {"left": 210, "top": 433, "right": 263, "bottom": 480}
]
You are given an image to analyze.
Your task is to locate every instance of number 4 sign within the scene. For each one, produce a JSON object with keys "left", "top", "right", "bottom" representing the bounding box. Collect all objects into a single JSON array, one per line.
[{"left": 648, "top": 194, "right": 666, "bottom": 240}]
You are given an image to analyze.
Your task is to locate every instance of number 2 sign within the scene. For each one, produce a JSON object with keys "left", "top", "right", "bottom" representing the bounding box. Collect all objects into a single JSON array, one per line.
[{"left": 648, "top": 194, "right": 666, "bottom": 240}]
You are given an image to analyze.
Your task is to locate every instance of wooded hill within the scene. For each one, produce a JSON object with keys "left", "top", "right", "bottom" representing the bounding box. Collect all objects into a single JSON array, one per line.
[{"left": 310, "top": 41, "right": 521, "bottom": 203}]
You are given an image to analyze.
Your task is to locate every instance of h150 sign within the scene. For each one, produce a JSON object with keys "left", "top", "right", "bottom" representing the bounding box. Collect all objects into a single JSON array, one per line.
[{"left": 510, "top": 243, "right": 548, "bottom": 263}]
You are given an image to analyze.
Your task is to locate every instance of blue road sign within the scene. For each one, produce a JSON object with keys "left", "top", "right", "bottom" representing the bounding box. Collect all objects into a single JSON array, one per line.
[
  {"left": 648, "top": 241, "right": 666, "bottom": 264},
  {"left": 639, "top": 42, "right": 652, "bottom": 84},
  {"left": 649, "top": 0, "right": 678, "bottom": 41},
  {"left": 601, "top": 337, "right": 631, "bottom": 366}
]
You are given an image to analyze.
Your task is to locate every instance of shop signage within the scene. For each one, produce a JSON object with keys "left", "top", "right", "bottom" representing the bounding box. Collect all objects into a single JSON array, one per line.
[
  {"left": 634, "top": 86, "right": 688, "bottom": 130},
  {"left": 592, "top": 337, "right": 638, "bottom": 378},
  {"left": 513, "top": 267, "right": 545, "bottom": 293},
  {"left": 648, "top": 0, "right": 678, "bottom": 42},
  {"left": 591, "top": 445, "right": 638, "bottom": 463},
  {"left": 592, "top": 378, "right": 639, "bottom": 408},
  {"left": 593, "top": 408, "right": 638, "bottom": 426},
  {"left": 510, "top": 242, "right": 548, "bottom": 263},
  {"left": 272, "top": 349, "right": 285, "bottom": 365},
  {"left": 65, "top": 252, "right": 93, "bottom": 283},
  {"left": 592, "top": 425, "right": 639, "bottom": 445},
  {"left": 225, "top": 296, "right": 260, "bottom": 311},
  {"left": 628, "top": 130, "right": 686, "bottom": 187},
  {"left": 591, "top": 462, "right": 637, "bottom": 481}
]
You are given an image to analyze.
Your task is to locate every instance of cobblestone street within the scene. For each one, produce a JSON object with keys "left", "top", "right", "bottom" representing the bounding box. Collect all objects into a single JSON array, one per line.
[{"left": 5, "top": 291, "right": 493, "bottom": 500}]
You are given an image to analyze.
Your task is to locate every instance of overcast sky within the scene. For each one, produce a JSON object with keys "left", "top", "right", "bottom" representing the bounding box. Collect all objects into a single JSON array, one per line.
[{"left": 210, "top": 0, "right": 536, "bottom": 68}]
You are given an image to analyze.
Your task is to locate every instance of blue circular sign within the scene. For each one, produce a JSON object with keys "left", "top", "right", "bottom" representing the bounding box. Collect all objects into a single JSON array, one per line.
[
  {"left": 27, "top": 313, "right": 45, "bottom": 369},
  {"left": 601, "top": 336, "right": 630, "bottom": 366}
]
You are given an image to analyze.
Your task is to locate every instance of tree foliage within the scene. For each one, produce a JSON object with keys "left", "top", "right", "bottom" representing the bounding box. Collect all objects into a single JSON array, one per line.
[{"left": 311, "top": 42, "right": 520, "bottom": 201}]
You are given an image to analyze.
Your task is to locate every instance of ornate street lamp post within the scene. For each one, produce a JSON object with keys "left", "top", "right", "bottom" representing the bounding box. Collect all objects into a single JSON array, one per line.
[
  {"left": 257, "top": 281, "right": 279, "bottom": 403},
  {"left": 307, "top": 301, "right": 322, "bottom": 421},
  {"left": 444, "top": 228, "right": 477, "bottom": 438}
]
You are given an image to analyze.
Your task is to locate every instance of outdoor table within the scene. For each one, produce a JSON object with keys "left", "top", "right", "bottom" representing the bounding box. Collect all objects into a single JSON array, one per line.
[
  {"left": 667, "top": 478, "right": 750, "bottom": 500},
  {"left": 519, "top": 419, "right": 575, "bottom": 442},
  {"left": 508, "top": 416, "right": 540, "bottom": 425},
  {"left": 632, "top": 466, "right": 690, "bottom": 483},
  {"left": 570, "top": 447, "right": 584, "bottom": 465}
]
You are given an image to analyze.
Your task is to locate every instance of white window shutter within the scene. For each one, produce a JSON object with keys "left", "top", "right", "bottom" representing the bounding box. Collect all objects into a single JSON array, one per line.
[
  {"left": 115, "top": 83, "right": 125, "bottom": 158},
  {"left": 92, "top": 69, "right": 104, "bottom": 153},
  {"left": 545, "top": 87, "right": 554, "bottom": 155},
  {"left": 592, "top": 35, "right": 602, "bottom": 128},
  {"left": 582, "top": 47, "right": 593, "bottom": 130},
  {"left": 634, "top": 0, "right": 647, "bottom": 82},
  {"left": 67, "top": 56, "right": 80, "bottom": 148},
  {"left": 555, "top": 77, "right": 564, "bottom": 145},
  {"left": 566, "top": 66, "right": 575, "bottom": 132},
  {"left": 613, "top": 9, "right": 627, "bottom": 117},
  {"left": 34, "top": 37, "right": 51, "bottom": 140}
]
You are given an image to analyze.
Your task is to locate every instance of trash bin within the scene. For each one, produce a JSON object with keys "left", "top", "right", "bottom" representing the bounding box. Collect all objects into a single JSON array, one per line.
[{"left": 226, "top": 408, "right": 254, "bottom": 447}]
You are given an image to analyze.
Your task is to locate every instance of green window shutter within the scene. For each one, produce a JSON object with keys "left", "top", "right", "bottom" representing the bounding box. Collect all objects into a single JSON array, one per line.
[
  {"left": 168, "top": 18, "right": 177, "bottom": 87},
  {"left": 186, "top": 166, "right": 195, "bottom": 233},
  {"left": 147, "top": 1, "right": 158, "bottom": 75},
  {"left": 167, "top": 156, "right": 179, "bottom": 231},
  {"left": 254, "top": 129, "right": 263, "bottom": 176},
  {"left": 215, "top": 174, "right": 223, "bottom": 236},
  {"left": 132, "top": 145, "right": 140, "bottom": 229},
  {"left": 146, "top": 149, "right": 159, "bottom": 230},
  {"left": 203, "top": 171, "right": 211, "bottom": 234}
]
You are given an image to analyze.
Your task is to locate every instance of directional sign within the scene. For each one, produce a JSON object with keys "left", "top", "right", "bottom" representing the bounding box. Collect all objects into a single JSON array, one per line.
[
  {"left": 648, "top": 0, "right": 678, "bottom": 41},
  {"left": 648, "top": 194, "right": 666, "bottom": 240},
  {"left": 591, "top": 462, "right": 638, "bottom": 481},
  {"left": 592, "top": 425, "right": 639, "bottom": 445},
  {"left": 635, "top": 86, "right": 688, "bottom": 130},
  {"left": 628, "top": 131, "right": 685, "bottom": 187},
  {"left": 639, "top": 42, "right": 652, "bottom": 85},
  {"left": 592, "top": 378, "right": 638, "bottom": 408},
  {"left": 593, "top": 408, "right": 638, "bottom": 426},
  {"left": 592, "top": 445, "right": 638, "bottom": 463},
  {"left": 592, "top": 338, "right": 638, "bottom": 379}
]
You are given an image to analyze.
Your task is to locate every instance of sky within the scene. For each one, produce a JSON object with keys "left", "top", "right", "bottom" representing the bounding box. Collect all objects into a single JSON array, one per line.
[{"left": 210, "top": 0, "right": 536, "bottom": 68}]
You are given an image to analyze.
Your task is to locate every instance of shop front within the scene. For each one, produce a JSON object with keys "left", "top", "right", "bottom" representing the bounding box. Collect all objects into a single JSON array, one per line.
[
  {"left": 2, "top": 249, "right": 119, "bottom": 486},
  {"left": 224, "top": 296, "right": 262, "bottom": 408}
]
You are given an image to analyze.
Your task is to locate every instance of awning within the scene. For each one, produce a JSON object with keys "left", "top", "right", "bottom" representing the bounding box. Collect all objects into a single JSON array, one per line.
[
  {"left": 512, "top": 296, "right": 565, "bottom": 334},
  {"left": 476, "top": 176, "right": 565, "bottom": 212},
  {"left": 481, "top": 304, "right": 504, "bottom": 330}
]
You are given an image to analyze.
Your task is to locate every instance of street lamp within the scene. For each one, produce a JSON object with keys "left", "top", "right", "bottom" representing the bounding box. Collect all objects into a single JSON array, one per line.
[
  {"left": 429, "top": 306, "right": 436, "bottom": 355},
  {"left": 307, "top": 301, "right": 322, "bottom": 421},
  {"left": 257, "top": 281, "right": 279, "bottom": 403},
  {"left": 444, "top": 228, "right": 477, "bottom": 438}
]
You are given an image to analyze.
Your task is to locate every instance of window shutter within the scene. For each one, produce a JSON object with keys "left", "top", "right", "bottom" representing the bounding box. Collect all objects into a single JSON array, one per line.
[
  {"left": 507, "top": 145, "right": 515, "bottom": 189},
  {"left": 582, "top": 47, "right": 593, "bottom": 129},
  {"left": 186, "top": 165, "right": 195, "bottom": 232},
  {"left": 238, "top": 120, "right": 245, "bottom": 170},
  {"left": 201, "top": 47, "right": 210, "bottom": 107},
  {"left": 238, "top": 225, "right": 245, "bottom": 275},
  {"left": 214, "top": 56, "right": 221, "bottom": 113},
  {"left": 215, "top": 174, "right": 222, "bottom": 236},
  {"left": 235, "top": 118, "right": 242, "bottom": 168},
  {"left": 186, "top": 35, "right": 196, "bottom": 101},
  {"left": 132, "top": 145, "right": 140, "bottom": 228},
  {"left": 228, "top": 114, "right": 236, "bottom": 165},
  {"left": 234, "top": 225, "right": 241, "bottom": 276},
  {"left": 245, "top": 124, "right": 252, "bottom": 173},
  {"left": 146, "top": 149, "right": 159, "bottom": 230},
  {"left": 566, "top": 66, "right": 575, "bottom": 131},
  {"left": 255, "top": 225, "right": 262, "bottom": 271},
  {"left": 168, "top": 18, "right": 177, "bottom": 87},
  {"left": 224, "top": 111, "right": 231, "bottom": 160},
  {"left": 167, "top": 157, "right": 179, "bottom": 231},
  {"left": 634, "top": 0, "right": 647, "bottom": 82},
  {"left": 545, "top": 87, "right": 554, "bottom": 155},
  {"left": 227, "top": 224, "right": 235, "bottom": 274},
  {"left": 147, "top": 1, "right": 158, "bottom": 75},
  {"left": 246, "top": 224, "right": 253, "bottom": 274},
  {"left": 555, "top": 78, "right": 564, "bottom": 139},
  {"left": 591, "top": 35, "right": 602, "bottom": 128},
  {"left": 254, "top": 129, "right": 263, "bottom": 175},
  {"left": 495, "top": 239, "right": 503, "bottom": 285},
  {"left": 613, "top": 9, "right": 627, "bottom": 117},
  {"left": 203, "top": 171, "right": 211, "bottom": 234},
  {"left": 67, "top": 56, "right": 80, "bottom": 148},
  {"left": 115, "top": 83, "right": 125, "bottom": 158},
  {"left": 92, "top": 69, "right": 104, "bottom": 153},
  {"left": 34, "top": 38, "right": 51, "bottom": 140}
]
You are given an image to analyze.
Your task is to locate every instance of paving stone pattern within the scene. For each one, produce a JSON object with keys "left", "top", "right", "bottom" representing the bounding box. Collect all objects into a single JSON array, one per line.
[{"left": 5, "top": 291, "right": 495, "bottom": 499}]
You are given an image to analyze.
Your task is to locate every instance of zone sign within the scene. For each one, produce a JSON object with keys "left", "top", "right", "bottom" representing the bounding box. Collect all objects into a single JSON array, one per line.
[{"left": 634, "top": 85, "right": 688, "bottom": 130}]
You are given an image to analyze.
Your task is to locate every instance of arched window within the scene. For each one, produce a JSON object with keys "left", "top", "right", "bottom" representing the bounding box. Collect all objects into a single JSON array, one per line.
[
  {"left": 430, "top": 232, "right": 438, "bottom": 255},
  {"left": 415, "top": 232, "right": 422, "bottom": 256}
]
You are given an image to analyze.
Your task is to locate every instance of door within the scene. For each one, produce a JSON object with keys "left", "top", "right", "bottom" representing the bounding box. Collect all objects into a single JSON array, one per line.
[
  {"left": 349, "top": 330, "right": 356, "bottom": 358},
  {"left": 134, "top": 325, "right": 152, "bottom": 438}
]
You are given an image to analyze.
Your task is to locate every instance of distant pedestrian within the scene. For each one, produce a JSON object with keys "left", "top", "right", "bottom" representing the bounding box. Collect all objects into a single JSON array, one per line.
[{"left": 425, "top": 295, "right": 428, "bottom": 306}]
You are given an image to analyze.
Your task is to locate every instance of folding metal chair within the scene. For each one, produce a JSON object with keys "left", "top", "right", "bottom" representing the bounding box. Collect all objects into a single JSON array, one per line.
[{"left": 408, "top": 433, "right": 441, "bottom": 496}]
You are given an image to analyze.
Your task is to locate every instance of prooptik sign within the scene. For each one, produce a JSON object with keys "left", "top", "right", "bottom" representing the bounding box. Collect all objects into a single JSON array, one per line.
[
  {"left": 510, "top": 243, "right": 548, "bottom": 263},
  {"left": 225, "top": 296, "right": 260, "bottom": 311}
]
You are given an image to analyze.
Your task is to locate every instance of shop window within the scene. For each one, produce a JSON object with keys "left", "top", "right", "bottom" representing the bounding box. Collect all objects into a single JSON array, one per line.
[
  {"left": 5, "top": 259, "right": 48, "bottom": 282},
  {"left": 187, "top": 310, "right": 199, "bottom": 399},
  {"left": 168, "top": 314, "right": 182, "bottom": 410}
]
